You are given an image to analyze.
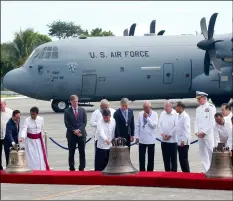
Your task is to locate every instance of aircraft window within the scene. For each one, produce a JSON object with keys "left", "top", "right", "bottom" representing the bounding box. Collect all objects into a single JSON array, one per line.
[
  {"left": 39, "top": 52, "right": 44, "bottom": 59},
  {"left": 47, "top": 46, "right": 53, "bottom": 51},
  {"left": 43, "top": 47, "right": 47, "bottom": 51},
  {"left": 43, "top": 51, "right": 51, "bottom": 59},
  {"left": 33, "top": 52, "right": 41, "bottom": 59},
  {"left": 51, "top": 51, "right": 58, "bottom": 59},
  {"left": 28, "top": 49, "right": 36, "bottom": 58},
  {"left": 53, "top": 47, "right": 58, "bottom": 51}
]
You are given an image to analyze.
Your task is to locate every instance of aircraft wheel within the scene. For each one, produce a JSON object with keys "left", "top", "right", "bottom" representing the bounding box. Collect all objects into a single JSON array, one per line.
[
  {"left": 51, "top": 100, "right": 69, "bottom": 113},
  {"left": 210, "top": 96, "right": 231, "bottom": 107}
]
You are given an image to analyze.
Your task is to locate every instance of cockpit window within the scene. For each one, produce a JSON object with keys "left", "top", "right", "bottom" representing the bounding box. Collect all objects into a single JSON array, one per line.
[
  {"left": 28, "top": 49, "right": 40, "bottom": 59},
  {"left": 47, "top": 46, "right": 53, "bottom": 51},
  {"left": 39, "top": 46, "right": 58, "bottom": 59}
]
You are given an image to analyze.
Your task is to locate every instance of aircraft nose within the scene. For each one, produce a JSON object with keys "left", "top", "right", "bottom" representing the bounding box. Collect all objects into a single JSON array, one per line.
[{"left": 3, "top": 68, "right": 25, "bottom": 91}]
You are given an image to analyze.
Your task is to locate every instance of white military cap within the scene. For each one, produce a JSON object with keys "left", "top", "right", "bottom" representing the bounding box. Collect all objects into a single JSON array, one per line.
[{"left": 196, "top": 91, "right": 208, "bottom": 99}]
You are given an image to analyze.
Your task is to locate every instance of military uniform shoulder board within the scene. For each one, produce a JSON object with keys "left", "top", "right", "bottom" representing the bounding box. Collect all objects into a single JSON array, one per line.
[{"left": 209, "top": 103, "right": 214, "bottom": 107}]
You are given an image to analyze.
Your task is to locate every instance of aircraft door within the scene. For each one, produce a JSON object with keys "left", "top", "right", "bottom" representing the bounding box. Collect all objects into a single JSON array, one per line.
[
  {"left": 163, "top": 63, "right": 174, "bottom": 84},
  {"left": 81, "top": 74, "right": 97, "bottom": 97}
]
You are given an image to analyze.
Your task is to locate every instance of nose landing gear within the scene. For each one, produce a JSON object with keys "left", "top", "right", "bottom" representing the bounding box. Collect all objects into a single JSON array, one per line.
[{"left": 51, "top": 100, "right": 69, "bottom": 113}]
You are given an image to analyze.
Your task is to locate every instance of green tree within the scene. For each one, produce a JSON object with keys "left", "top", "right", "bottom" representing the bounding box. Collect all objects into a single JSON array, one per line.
[
  {"left": 88, "top": 28, "right": 114, "bottom": 37},
  {"left": 47, "top": 20, "right": 84, "bottom": 39},
  {"left": 1, "top": 28, "right": 51, "bottom": 77}
]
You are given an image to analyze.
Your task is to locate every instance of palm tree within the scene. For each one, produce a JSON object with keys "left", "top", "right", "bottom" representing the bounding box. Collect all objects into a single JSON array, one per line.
[{"left": 1, "top": 28, "right": 52, "bottom": 67}]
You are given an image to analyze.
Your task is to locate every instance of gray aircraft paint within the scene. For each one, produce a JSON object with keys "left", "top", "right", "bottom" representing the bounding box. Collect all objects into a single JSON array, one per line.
[{"left": 3, "top": 34, "right": 232, "bottom": 111}]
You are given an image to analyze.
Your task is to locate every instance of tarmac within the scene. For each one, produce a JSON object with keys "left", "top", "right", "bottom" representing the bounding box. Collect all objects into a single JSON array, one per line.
[{"left": 1, "top": 98, "right": 232, "bottom": 200}]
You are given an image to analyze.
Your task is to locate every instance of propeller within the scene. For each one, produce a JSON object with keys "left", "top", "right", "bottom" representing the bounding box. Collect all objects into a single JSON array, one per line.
[
  {"left": 150, "top": 20, "right": 156, "bottom": 33},
  {"left": 150, "top": 20, "right": 165, "bottom": 35},
  {"left": 197, "top": 13, "right": 224, "bottom": 76},
  {"left": 157, "top": 30, "right": 165, "bottom": 35},
  {"left": 129, "top": 23, "right": 136, "bottom": 36},
  {"left": 123, "top": 28, "right": 128, "bottom": 36}
]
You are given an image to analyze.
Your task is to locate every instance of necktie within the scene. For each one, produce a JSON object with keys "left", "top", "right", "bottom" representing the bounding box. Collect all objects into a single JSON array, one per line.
[{"left": 74, "top": 108, "right": 78, "bottom": 120}]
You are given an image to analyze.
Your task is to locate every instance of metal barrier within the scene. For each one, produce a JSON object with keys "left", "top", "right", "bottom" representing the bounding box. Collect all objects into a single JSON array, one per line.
[
  {"left": 44, "top": 131, "right": 54, "bottom": 170},
  {"left": 44, "top": 131, "right": 48, "bottom": 156}
]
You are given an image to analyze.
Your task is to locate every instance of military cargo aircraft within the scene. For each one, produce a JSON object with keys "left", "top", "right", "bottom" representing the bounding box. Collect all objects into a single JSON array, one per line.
[{"left": 3, "top": 13, "right": 233, "bottom": 112}]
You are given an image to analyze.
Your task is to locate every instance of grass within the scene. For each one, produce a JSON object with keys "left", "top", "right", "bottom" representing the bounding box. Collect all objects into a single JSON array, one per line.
[{"left": 1, "top": 94, "right": 21, "bottom": 98}]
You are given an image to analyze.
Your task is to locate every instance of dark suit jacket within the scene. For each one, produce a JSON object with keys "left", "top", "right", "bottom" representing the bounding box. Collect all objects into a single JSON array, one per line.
[
  {"left": 4, "top": 118, "right": 19, "bottom": 147},
  {"left": 64, "top": 107, "right": 87, "bottom": 139},
  {"left": 113, "top": 108, "right": 135, "bottom": 139}
]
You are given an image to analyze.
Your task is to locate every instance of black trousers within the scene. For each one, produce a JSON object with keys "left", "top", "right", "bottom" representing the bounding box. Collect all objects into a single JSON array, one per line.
[
  {"left": 0, "top": 140, "right": 3, "bottom": 170},
  {"left": 4, "top": 144, "right": 10, "bottom": 167},
  {"left": 139, "top": 143, "right": 155, "bottom": 171},
  {"left": 95, "top": 140, "right": 98, "bottom": 152},
  {"left": 161, "top": 142, "right": 177, "bottom": 172},
  {"left": 94, "top": 140, "right": 98, "bottom": 169},
  {"left": 95, "top": 148, "right": 110, "bottom": 171},
  {"left": 178, "top": 145, "right": 190, "bottom": 172},
  {"left": 67, "top": 136, "right": 86, "bottom": 171}
]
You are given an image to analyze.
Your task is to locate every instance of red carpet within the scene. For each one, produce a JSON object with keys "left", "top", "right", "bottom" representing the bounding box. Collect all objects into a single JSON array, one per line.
[{"left": 0, "top": 170, "right": 232, "bottom": 190}]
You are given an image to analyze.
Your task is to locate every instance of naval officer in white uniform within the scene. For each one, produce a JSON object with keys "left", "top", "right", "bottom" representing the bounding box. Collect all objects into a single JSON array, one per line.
[{"left": 194, "top": 91, "right": 216, "bottom": 173}]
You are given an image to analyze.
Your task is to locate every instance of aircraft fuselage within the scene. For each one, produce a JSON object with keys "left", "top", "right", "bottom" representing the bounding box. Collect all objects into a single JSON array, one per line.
[{"left": 3, "top": 34, "right": 233, "bottom": 111}]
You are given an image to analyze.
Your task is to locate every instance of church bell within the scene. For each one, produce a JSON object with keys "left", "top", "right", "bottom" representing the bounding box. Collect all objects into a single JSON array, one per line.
[
  {"left": 5, "top": 144, "right": 32, "bottom": 173},
  {"left": 205, "top": 143, "right": 233, "bottom": 178},
  {"left": 102, "top": 137, "right": 138, "bottom": 175}
]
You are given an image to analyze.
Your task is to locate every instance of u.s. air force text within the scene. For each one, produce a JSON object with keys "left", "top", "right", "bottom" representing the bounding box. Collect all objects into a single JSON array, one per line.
[{"left": 89, "top": 51, "right": 150, "bottom": 59}]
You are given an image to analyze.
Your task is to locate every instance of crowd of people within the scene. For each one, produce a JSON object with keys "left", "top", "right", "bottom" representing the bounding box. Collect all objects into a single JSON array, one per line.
[{"left": 0, "top": 91, "right": 232, "bottom": 174}]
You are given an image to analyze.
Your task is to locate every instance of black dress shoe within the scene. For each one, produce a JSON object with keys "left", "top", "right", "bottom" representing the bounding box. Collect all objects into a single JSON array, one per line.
[
  {"left": 69, "top": 168, "right": 75, "bottom": 171},
  {"left": 79, "top": 168, "right": 84, "bottom": 171}
]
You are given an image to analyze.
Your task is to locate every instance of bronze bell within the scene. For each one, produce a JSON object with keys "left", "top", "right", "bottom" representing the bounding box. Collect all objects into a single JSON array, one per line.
[
  {"left": 102, "top": 137, "right": 138, "bottom": 175},
  {"left": 5, "top": 144, "right": 32, "bottom": 173},
  {"left": 205, "top": 142, "right": 233, "bottom": 178}
]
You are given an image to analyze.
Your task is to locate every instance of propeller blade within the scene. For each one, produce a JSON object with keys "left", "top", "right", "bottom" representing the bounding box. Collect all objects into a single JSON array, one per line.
[
  {"left": 129, "top": 23, "right": 136, "bottom": 36},
  {"left": 208, "top": 49, "right": 221, "bottom": 73},
  {"left": 208, "top": 13, "right": 218, "bottom": 39},
  {"left": 150, "top": 20, "right": 156, "bottom": 34},
  {"left": 157, "top": 30, "right": 165, "bottom": 35},
  {"left": 123, "top": 28, "right": 128, "bottom": 36},
  {"left": 200, "top": 17, "right": 208, "bottom": 39},
  {"left": 204, "top": 51, "right": 210, "bottom": 76}
]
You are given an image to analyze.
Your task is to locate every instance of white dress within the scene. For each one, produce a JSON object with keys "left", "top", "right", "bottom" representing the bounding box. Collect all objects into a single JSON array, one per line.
[{"left": 20, "top": 116, "right": 50, "bottom": 170}]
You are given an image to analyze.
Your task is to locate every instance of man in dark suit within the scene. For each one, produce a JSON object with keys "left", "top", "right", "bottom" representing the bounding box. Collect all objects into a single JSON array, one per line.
[
  {"left": 113, "top": 98, "right": 135, "bottom": 149},
  {"left": 64, "top": 95, "right": 87, "bottom": 171},
  {"left": 4, "top": 110, "right": 21, "bottom": 166}
]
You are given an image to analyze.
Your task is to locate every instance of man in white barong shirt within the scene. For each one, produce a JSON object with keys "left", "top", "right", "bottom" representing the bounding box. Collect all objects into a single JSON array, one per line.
[
  {"left": 20, "top": 106, "right": 50, "bottom": 170},
  {"left": 214, "top": 112, "right": 232, "bottom": 150},
  {"left": 174, "top": 101, "right": 191, "bottom": 172},
  {"left": 135, "top": 101, "right": 158, "bottom": 171},
  {"left": 90, "top": 99, "right": 115, "bottom": 170},
  {"left": 90, "top": 99, "right": 115, "bottom": 150},
  {"left": 159, "top": 100, "right": 178, "bottom": 172},
  {"left": 221, "top": 103, "right": 232, "bottom": 124},
  {"left": 95, "top": 109, "right": 116, "bottom": 171},
  {"left": 0, "top": 98, "right": 13, "bottom": 170}
]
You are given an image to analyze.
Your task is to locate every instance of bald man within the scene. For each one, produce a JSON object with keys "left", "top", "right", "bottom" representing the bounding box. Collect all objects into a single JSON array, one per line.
[
  {"left": 135, "top": 101, "right": 158, "bottom": 171},
  {"left": 0, "top": 99, "right": 13, "bottom": 170}
]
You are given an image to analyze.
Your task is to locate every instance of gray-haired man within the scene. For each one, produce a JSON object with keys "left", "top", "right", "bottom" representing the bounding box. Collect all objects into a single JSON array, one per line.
[
  {"left": 90, "top": 99, "right": 115, "bottom": 169},
  {"left": 113, "top": 98, "right": 135, "bottom": 149},
  {"left": 0, "top": 99, "right": 13, "bottom": 170}
]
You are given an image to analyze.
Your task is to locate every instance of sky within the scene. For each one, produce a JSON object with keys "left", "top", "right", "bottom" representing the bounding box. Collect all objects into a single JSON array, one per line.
[{"left": 1, "top": 1, "right": 232, "bottom": 42}]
